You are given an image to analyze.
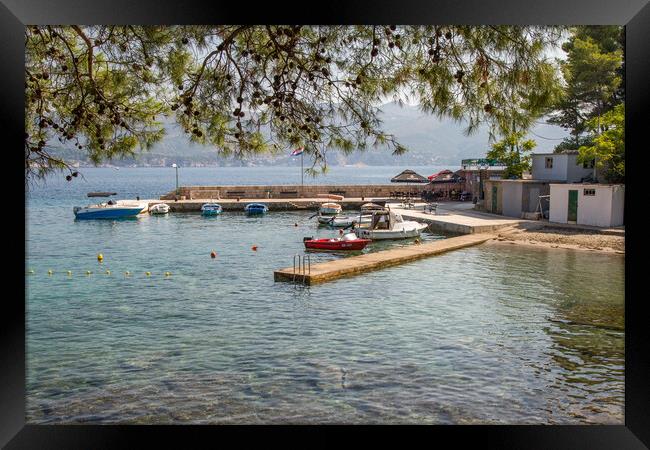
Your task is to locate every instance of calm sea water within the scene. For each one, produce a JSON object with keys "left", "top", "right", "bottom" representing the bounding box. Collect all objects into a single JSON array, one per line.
[{"left": 26, "top": 167, "right": 624, "bottom": 424}]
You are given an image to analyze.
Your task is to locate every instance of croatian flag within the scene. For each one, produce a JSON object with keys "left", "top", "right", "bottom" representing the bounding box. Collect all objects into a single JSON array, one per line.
[{"left": 290, "top": 147, "right": 304, "bottom": 156}]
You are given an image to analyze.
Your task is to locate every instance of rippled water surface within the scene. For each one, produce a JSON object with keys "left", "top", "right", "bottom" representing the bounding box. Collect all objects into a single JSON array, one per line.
[{"left": 26, "top": 168, "right": 624, "bottom": 424}]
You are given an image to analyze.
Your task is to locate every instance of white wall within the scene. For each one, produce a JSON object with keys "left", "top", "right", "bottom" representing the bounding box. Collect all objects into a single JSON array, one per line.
[
  {"left": 502, "top": 182, "right": 523, "bottom": 218},
  {"left": 577, "top": 187, "right": 613, "bottom": 227},
  {"left": 549, "top": 184, "right": 568, "bottom": 223},
  {"left": 550, "top": 184, "right": 624, "bottom": 227},
  {"left": 532, "top": 154, "right": 569, "bottom": 181},
  {"left": 610, "top": 185, "right": 625, "bottom": 226},
  {"left": 566, "top": 154, "right": 595, "bottom": 183}
]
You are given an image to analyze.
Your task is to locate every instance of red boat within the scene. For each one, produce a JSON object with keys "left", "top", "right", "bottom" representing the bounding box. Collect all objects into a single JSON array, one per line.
[{"left": 303, "top": 232, "right": 372, "bottom": 251}]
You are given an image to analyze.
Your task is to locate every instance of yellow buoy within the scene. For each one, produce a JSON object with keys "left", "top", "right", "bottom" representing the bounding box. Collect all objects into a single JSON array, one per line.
[
  {"left": 125, "top": 271, "right": 130, "bottom": 276},
  {"left": 28, "top": 269, "right": 34, "bottom": 274},
  {"left": 47, "top": 270, "right": 53, "bottom": 275},
  {"left": 145, "top": 271, "right": 151, "bottom": 276},
  {"left": 97, "top": 253, "right": 104, "bottom": 262},
  {"left": 105, "top": 270, "right": 111, "bottom": 275},
  {"left": 164, "top": 271, "right": 171, "bottom": 276},
  {"left": 86, "top": 270, "right": 92, "bottom": 275},
  {"left": 67, "top": 271, "right": 72, "bottom": 276}
]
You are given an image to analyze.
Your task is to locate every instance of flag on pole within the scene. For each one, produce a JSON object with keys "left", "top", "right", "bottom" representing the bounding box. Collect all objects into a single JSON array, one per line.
[{"left": 290, "top": 146, "right": 304, "bottom": 156}]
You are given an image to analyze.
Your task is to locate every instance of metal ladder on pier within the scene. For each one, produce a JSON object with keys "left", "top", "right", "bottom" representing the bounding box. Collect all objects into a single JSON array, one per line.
[{"left": 292, "top": 254, "right": 311, "bottom": 285}]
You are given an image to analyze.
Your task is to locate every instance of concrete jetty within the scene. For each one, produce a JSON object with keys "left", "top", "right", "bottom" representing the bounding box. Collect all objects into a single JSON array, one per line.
[{"left": 274, "top": 233, "right": 494, "bottom": 285}]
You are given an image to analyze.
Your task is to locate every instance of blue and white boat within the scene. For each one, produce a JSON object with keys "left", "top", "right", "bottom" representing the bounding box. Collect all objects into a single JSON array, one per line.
[
  {"left": 201, "top": 203, "right": 223, "bottom": 215},
  {"left": 244, "top": 203, "right": 269, "bottom": 214},
  {"left": 73, "top": 200, "right": 146, "bottom": 220}
]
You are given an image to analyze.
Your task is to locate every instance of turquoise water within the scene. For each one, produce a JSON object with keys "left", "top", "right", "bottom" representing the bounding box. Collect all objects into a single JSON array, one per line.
[{"left": 26, "top": 167, "right": 624, "bottom": 424}]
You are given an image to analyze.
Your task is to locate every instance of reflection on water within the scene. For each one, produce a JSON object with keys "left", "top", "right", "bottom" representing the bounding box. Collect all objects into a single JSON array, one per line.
[{"left": 27, "top": 199, "right": 624, "bottom": 424}]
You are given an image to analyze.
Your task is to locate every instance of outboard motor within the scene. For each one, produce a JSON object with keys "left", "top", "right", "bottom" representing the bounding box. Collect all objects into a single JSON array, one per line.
[{"left": 303, "top": 236, "right": 314, "bottom": 242}]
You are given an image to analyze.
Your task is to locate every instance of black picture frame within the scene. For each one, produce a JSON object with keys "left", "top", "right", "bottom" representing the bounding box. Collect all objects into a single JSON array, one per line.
[{"left": 4, "top": 0, "right": 648, "bottom": 447}]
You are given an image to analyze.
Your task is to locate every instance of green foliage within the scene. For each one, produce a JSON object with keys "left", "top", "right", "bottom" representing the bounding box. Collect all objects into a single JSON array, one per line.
[
  {"left": 25, "top": 25, "right": 564, "bottom": 181},
  {"left": 553, "top": 135, "right": 593, "bottom": 154},
  {"left": 548, "top": 26, "right": 623, "bottom": 151},
  {"left": 578, "top": 103, "right": 624, "bottom": 183},
  {"left": 486, "top": 131, "right": 536, "bottom": 178},
  {"left": 25, "top": 26, "right": 172, "bottom": 180}
]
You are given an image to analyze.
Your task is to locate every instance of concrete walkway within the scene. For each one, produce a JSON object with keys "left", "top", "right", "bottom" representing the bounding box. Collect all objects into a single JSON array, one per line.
[
  {"left": 390, "top": 202, "right": 625, "bottom": 236},
  {"left": 274, "top": 233, "right": 494, "bottom": 285},
  {"left": 390, "top": 202, "right": 523, "bottom": 234}
]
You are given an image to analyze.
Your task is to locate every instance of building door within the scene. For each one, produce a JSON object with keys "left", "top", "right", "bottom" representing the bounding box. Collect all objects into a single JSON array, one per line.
[
  {"left": 492, "top": 186, "right": 498, "bottom": 212},
  {"left": 567, "top": 190, "right": 578, "bottom": 222}
]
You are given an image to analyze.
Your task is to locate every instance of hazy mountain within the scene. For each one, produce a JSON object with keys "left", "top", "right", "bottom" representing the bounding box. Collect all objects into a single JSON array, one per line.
[{"left": 51, "top": 101, "right": 569, "bottom": 168}]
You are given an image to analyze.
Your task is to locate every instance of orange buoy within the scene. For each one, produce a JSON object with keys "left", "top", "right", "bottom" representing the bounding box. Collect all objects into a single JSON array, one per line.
[
  {"left": 251, "top": 245, "right": 258, "bottom": 251},
  {"left": 210, "top": 250, "right": 217, "bottom": 258}
]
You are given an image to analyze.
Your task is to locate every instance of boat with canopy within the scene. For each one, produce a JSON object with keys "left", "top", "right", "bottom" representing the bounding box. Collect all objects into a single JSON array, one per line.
[{"left": 354, "top": 209, "right": 428, "bottom": 240}]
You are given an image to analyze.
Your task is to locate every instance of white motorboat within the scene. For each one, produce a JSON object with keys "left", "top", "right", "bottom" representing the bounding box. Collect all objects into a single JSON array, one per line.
[
  {"left": 319, "top": 202, "right": 342, "bottom": 216},
  {"left": 73, "top": 200, "right": 147, "bottom": 220},
  {"left": 149, "top": 203, "right": 170, "bottom": 215},
  {"left": 355, "top": 209, "right": 428, "bottom": 240}
]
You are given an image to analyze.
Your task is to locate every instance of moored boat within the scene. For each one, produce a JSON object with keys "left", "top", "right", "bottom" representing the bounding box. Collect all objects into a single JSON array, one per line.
[
  {"left": 360, "top": 202, "right": 386, "bottom": 213},
  {"left": 355, "top": 209, "right": 428, "bottom": 240},
  {"left": 149, "top": 203, "right": 170, "bottom": 215},
  {"left": 201, "top": 203, "right": 223, "bottom": 215},
  {"left": 318, "top": 214, "right": 372, "bottom": 228},
  {"left": 303, "top": 232, "right": 371, "bottom": 251},
  {"left": 73, "top": 200, "right": 146, "bottom": 220},
  {"left": 319, "top": 202, "right": 342, "bottom": 216},
  {"left": 87, "top": 191, "right": 117, "bottom": 198},
  {"left": 245, "top": 203, "right": 269, "bottom": 214}
]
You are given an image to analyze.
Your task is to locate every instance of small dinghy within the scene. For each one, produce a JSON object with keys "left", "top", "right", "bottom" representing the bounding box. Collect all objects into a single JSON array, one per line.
[
  {"left": 245, "top": 203, "right": 269, "bottom": 214},
  {"left": 318, "top": 214, "right": 372, "bottom": 228},
  {"left": 149, "top": 203, "right": 170, "bottom": 215},
  {"left": 303, "top": 232, "right": 371, "bottom": 251},
  {"left": 319, "top": 202, "right": 342, "bottom": 216},
  {"left": 73, "top": 200, "right": 146, "bottom": 220},
  {"left": 319, "top": 202, "right": 386, "bottom": 228},
  {"left": 87, "top": 191, "right": 117, "bottom": 198},
  {"left": 201, "top": 203, "right": 223, "bottom": 215}
]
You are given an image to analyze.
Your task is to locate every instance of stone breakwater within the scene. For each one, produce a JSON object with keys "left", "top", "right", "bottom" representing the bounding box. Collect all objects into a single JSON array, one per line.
[
  {"left": 147, "top": 198, "right": 373, "bottom": 212},
  {"left": 160, "top": 184, "right": 427, "bottom": 201}
]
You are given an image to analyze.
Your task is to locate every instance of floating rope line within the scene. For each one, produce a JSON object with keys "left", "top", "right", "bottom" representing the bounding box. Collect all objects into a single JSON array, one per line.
[{"left": 27, "top": 268, "right": 174, "bottom": 277}]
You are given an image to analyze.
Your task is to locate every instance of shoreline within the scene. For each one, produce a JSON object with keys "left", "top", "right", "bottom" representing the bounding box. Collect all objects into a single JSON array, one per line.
[{"left": 486, "top": 226, "right": 625, "bottom": 254}]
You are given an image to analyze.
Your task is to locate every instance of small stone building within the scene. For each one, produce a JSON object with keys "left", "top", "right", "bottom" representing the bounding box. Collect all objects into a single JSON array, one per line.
[
  {"left": 483, "top": 179, "right": 553, "bottom": 218},
  {"left": 531, "top": 152, "right": 594, "bottom": 182},
  {"left": 549, "top": 184, "right": 624, "bottom": 227}
]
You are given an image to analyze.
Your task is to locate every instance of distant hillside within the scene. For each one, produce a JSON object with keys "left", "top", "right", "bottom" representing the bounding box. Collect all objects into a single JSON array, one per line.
[{"left": 49, "top": 102, "right": 569, "bottom": 167}]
